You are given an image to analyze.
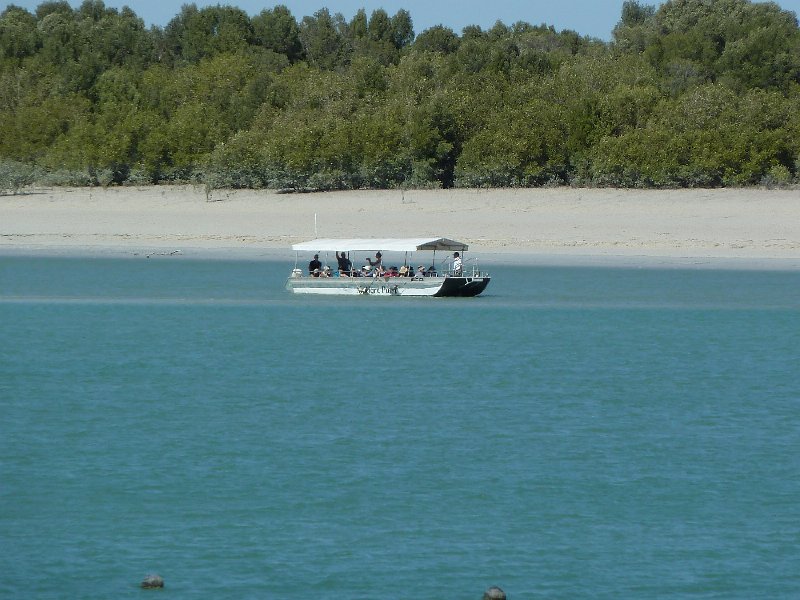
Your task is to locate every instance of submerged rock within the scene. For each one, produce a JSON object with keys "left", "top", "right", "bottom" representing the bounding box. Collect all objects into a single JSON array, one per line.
[
  {"left": 483, "top": 586, "right": 506, "bottom": 600},
  {"left": 141, "top": 574, "right": 164, "bottom": 589}
]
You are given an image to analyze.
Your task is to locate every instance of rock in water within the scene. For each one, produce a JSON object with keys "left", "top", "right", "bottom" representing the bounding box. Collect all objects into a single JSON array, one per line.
[
  {"left": 483, "top": 586, "right": 506, "bottom": 600},
  {"left": 141, "top": 574, "right": 164, "bottom": 589}
]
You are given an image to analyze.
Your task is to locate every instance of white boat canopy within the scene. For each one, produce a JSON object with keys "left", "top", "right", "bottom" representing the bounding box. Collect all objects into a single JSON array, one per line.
[{"left": 292, "top": 238, "right": 468, "bottom": 252}]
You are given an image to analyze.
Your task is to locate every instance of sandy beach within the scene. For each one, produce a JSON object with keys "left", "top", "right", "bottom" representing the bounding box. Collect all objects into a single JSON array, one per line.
[{"left": 1, "top": 185, "right": 798, "bottom": 268}]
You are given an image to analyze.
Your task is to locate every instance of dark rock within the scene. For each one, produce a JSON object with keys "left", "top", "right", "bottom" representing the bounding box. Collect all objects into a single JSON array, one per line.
[
  {"left": 483, "top": 586, "right": 506, "bottom": 600},
  {"left": 141, "top": 574, "right": 164, "bottom": 589}
]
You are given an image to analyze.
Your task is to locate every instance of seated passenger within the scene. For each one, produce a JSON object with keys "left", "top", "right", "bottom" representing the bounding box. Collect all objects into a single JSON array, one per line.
[
  {"left": 427, "top": 265, "right": 437, "bottom": 277},
  {"left": 414, "top": 265, "right": 426, "bottom": 279},
  {"left": 398, "top": 265, "right": 409, "bottom": 277}
]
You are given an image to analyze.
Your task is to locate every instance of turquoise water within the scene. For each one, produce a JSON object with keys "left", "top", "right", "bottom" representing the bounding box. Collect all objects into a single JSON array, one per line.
[{"left": 1, "top": 256, "right": 799, "bottom": 598}]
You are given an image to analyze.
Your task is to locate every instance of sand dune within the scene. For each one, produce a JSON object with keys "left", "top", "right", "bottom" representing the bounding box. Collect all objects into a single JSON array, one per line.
[{"left": 2, "top": 185, "right": 798, "bottom": 268}]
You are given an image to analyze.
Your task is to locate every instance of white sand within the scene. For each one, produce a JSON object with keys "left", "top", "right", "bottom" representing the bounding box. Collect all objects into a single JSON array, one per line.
[{"left": 1, "top": 185, "right": 799, "bottom": 268}]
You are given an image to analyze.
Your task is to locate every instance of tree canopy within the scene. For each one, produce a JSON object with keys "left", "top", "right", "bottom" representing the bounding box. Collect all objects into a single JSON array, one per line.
[{"left": 1, "top": 0, "right": 799, "bottom": 191}]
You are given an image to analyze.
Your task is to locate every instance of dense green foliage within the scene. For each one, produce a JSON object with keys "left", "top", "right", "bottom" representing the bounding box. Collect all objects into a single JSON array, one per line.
[{"left": 1, "top": 0, "right": 799, "bottom": 191}]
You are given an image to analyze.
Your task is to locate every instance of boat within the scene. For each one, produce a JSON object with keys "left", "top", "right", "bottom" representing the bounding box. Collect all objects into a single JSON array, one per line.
[{"left": 286, "top": 238, "right": 491, "bottom": 297}]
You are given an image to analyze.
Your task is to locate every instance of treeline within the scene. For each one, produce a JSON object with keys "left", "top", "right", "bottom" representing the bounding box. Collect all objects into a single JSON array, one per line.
[{"left": 1, "top": 0, "right": 799, "bottom": 191}]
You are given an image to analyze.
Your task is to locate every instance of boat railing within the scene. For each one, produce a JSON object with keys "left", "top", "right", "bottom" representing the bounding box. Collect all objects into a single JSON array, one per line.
[
  {"left": 291, "top": 258, "right": 488, "bottom": 279},
  {"left": 443, "top": 257, "right": 488, "bottom": 278}
]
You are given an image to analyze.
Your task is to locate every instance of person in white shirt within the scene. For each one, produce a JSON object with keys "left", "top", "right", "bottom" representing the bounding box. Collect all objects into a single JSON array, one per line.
[{"left": 452, "top": 252, "right": 462, "bottom": 276}]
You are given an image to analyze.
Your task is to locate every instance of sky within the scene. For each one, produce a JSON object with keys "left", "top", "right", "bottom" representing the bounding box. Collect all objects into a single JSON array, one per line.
[{"left": 5, "top": 0, "right": 800, "bottom": 41}]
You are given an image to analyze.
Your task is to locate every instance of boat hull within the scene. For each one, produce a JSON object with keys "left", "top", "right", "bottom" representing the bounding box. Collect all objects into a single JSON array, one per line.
[
  {"left": 285, "top": 275, "right": 490, "bottom": 297},
  {"left": 434, "top": 275, "right": 491, "bottom": 297}
]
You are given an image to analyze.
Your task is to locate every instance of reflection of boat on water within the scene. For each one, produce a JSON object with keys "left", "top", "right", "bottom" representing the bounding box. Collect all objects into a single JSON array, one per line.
[{"left": 286, "top": 238, "right": 491, "bottom": 297}]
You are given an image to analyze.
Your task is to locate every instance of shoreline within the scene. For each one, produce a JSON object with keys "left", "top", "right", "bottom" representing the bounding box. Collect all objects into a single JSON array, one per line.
[
  {"left": 1, "top": 185, "right": 798, "bottom": 270},
  {"left": 2, "top": 245, "right": 798, "bottom": 271}
]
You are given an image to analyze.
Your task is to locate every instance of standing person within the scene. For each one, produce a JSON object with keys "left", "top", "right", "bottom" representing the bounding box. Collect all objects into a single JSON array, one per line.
[
  {"left": 452, "top": 252, "right": 462, "bottom": 276},
  {"left": 336, "top": 251, "right": 352, "bottom": 275},
  {"left": 308, "top": 253, "right": 322, "bottom": 275},
  {"left": 366, "top": 251, "right": 382, "bottom": 270}
]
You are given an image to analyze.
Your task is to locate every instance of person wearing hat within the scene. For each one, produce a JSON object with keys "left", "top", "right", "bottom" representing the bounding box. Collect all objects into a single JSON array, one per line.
[
  {"left": 414, "top": 265, "right": 426, "bottom": 279},
  {"left": 308, "top": 253, "right": 322, "bottom": 275}
]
